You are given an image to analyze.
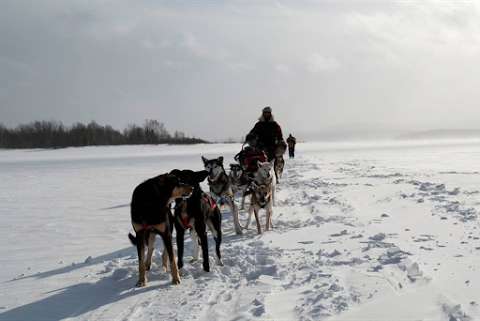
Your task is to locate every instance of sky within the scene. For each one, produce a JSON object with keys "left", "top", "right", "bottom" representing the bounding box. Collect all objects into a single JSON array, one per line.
[{"left": 1, "top": 0, "right": 480, "bottom": 140}]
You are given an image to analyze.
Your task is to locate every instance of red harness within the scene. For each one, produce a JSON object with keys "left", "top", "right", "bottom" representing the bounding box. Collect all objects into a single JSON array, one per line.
[
  {"left": 181, "top": 217, "right": 192, "bottom": 229},
  {"left": 203, "top": 194, "right": 218, "bottom": 210},
  {"left": 177, "top": 195, "right": 217, "bottom": 230}
]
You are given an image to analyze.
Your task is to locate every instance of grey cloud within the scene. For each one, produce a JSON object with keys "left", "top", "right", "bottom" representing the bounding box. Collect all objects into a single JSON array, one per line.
[{"left": 1, "top": 0, "right": 480, "bottom": 140}]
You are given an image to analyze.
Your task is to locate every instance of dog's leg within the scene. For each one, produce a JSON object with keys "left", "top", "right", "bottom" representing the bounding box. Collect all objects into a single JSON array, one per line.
[
  {"left": 155, "top": 223, "right": 180, "bottom": 285},
  {"left": 228, "top": 197, "right": 242, "bottom": 235},
  {"left": 246, "top": 198, "right": 254, "bottom": 230},
  {"left": 174, "top": 219, "right": 185, "bottom": 270},
  {"left": 269, "top": 197, "right": 274, "bottom": 229},
  {"left": 254, "top": 206, "right": 262, "bottom": 234},
  {"left": 240, "top": 189, "right": 247, "bottom": 210},
  {"left": 191, "top": 228, "right": 200, "bottom": 262},
  {"left": 135, "top": 229, "right": 147, "bottom": 287},
  {"left": 207, "top": 209, "right": 223, "bottom": 266},
  {"left": 272, "top": 184, "right": 276, "bottom": 207},
  {"left": 269, "top": 203, "right": 274, "bottom": 229},
  {"left": 162, "top": 248, "right": 169, "bottom": 272},
  {"left": 266, "top": 203, "right": 273, "bottom": 231},
  {"left": 215, "top": 214, "right": 223, "bottom": 267},
  {"left": 159, "top": 230, "right": 180, "bottom": 285},
  {"left": 145, "top": 231, "right": 155, "bottom": 271},
  {"left": 195, "top": 222, "right": 210, "bottom": 272}
]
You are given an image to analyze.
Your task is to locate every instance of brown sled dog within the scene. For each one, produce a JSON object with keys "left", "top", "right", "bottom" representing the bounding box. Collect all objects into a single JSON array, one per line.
[{"left": 128, "top": 172, "right": 193, "bottom": 287}]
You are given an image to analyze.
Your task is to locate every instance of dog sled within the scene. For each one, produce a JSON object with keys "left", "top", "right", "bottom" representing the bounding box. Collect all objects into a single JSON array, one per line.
[{"left": 234, "top": 145, "right": 268, "bottom": 174}]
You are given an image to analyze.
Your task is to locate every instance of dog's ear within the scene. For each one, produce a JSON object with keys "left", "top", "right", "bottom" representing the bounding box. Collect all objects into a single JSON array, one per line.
[
  {"left": 195, "top": 170, "right": 209, "bottom": 183},
  {"left": 165, "top": 173, "right": 180, "bottom": 187},
  {"left": 218, "top": 156, "right": 224, "bottom": 164},
  {"left": 201, "top": 156, "right": 208, "bottom": 165},
  {"left": 259, "top": 162, "right": 272, "bottom": 172}
]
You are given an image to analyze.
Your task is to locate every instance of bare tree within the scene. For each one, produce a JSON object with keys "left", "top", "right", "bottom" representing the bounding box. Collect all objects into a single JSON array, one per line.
[{"left": 0, "top": 119, "right": 207, "bottom": 149}]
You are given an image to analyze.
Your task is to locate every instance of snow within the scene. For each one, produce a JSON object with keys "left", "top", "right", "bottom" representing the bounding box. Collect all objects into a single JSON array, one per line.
[{"left": 1, "top": 139, "right": 480, "bottom": 321}]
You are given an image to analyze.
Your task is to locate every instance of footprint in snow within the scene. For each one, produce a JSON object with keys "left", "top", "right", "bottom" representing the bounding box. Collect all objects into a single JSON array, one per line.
[
  {"left": 298, "top": 241, "right": 314, "bottom": 245},
  {"left": 223, "top": 292, "right": 232, "bottom": 302},
  {"left": 250, "top": 298, "right": 265, "bottom": 317},
  {"left": 330, "top": 230, "right": 348, "bottom": 237}
]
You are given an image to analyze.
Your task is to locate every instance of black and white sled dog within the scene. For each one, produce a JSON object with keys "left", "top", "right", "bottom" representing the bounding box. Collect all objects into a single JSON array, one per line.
[
  {"left": 170, "top": 169, "right": 223, "bottom": 273},
  {"left": 129, "top": 172, "right": 193, "bottom": 286},
  {"left": 202, "top": 156, "right": 242, "bottom": 234},
  {"left": 228, "top": 163, "right": 250, "bottom": 210},
  {"left": 246, "top": 161, "right": 276, "bottom": 234}
]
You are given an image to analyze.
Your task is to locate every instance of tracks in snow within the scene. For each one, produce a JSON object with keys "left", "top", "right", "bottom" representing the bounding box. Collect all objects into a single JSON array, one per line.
[{"left": 3, "top": 155, "right": 478, "bottom": 321}]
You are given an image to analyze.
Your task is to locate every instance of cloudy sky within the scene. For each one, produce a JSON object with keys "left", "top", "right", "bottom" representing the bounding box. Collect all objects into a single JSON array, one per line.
[{"left": 1, "top": 0, "right": 480, "bottom": 140}]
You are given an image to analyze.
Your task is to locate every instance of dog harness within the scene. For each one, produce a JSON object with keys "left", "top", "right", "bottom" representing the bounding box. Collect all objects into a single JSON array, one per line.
[
  {"left": 176, "top": 195, "right": 217, "bottom": 230},
  {"left": 203, "top": 194, "right": 218, "bottom": 210},
  {"left": 180, "top": 217, "right": 192, "bottom": 229}
]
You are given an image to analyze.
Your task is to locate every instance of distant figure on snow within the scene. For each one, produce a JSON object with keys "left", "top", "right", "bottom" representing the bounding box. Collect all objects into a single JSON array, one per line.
[
  {"left": 286, "top": 134, "right": 296, "bottom": 159},
  {"left": 247, "top": 106, "right": 285, "bottom": 161}
]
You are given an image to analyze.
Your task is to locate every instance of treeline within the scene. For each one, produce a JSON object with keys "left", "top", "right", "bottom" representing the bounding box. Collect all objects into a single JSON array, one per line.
[{"left": 0, "top": 119, "right": 207, "bottom": 149}]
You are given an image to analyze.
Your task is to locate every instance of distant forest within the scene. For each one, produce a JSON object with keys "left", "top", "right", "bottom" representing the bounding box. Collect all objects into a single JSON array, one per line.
[{"left": 0, "top": 119, "right": 207, "bottom": 149}]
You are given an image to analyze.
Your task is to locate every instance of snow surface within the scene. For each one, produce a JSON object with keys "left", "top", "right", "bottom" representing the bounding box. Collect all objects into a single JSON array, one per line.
[{"left": 1, "top": 140, "right": 480, "bottom": 321}]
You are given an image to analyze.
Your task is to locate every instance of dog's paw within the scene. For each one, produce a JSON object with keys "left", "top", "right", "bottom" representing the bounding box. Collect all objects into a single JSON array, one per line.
[
  {"left": 216, "top": 258, "right": 224, "bottom": 267},
  {"left": 172, "top": 277, "right": 181, "bottom": 285},
  {"left": 136, "top": 280, "right": 147, "bottom": 287}
]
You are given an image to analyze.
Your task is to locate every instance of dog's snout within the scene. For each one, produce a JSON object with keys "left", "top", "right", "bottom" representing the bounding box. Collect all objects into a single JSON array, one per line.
[{"left": 180, "top": 185, "right": 194, "bottom": 198}]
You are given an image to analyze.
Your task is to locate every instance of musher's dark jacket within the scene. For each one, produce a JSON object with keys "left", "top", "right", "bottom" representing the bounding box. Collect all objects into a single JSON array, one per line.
[{"left": 248, "top": 115, "right": 284, "bottom": 152}]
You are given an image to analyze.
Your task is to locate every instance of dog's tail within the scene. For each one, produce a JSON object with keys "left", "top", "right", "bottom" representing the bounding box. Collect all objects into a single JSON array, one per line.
[{"left": 128, "top": 233, "right": 137, "bottom": 246}]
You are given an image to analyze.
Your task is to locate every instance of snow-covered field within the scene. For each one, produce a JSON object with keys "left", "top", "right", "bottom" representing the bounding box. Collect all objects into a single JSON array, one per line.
[{"left": 1, "top": 140, "right": 480, "bottom": 321}]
